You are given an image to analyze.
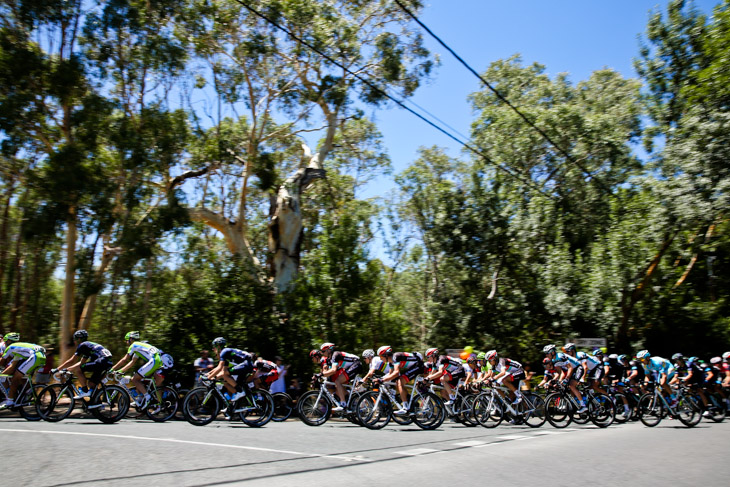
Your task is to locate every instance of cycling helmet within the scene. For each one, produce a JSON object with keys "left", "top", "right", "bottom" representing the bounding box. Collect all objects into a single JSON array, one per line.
[
  {"left": 466, "top": 355, "right": 477, "bottom": 364},
  {"left": 722, "top": 351, "right": 730, "bottom": 361},
  {"left": 377, "top": 345, "right": 393, "bottom": 357},
  {"left": 687, "top": 356, "right": 699, "bottom": 365},
  {"left": 425, "top": 347, "right": 439, "bottom": 358},
  {"left": 592, "top": 349, "right": 604, "bottom": 357},
  {"left": 124, "top": 331, "right": 140, "bottom": 341},
  {"left": 542, "top": 344, "right": 556, "bottom": 354},
  {"left": 309, "top": 349, "right": 322, "bottom": 358},
  {"left": 710, "top": 356, "right": 722, "bottom": 365},
  {"left": 542, "top": 357, "right": 552, "bottom": 366},
  {"left": 608, "top": 354, "right": 618, "bottom": 360},
  {"left": 617, "top": 354, "right": 628, "bottom": 362},
  {"left": 362, "top": 349, "right": 375, "bottom": 359},
  {"left": 73, "top": 330, "right": 89, "bottom": 341},
  {"left": 3, "top": 332, "right": 20, "bottom": 343},
  {"left": 212, "top": 337, "right": 227, "bottom": 348},
  {"left": 636, "top": 350, "right": 650, "bottom": 360},
  {"left": 320, "top": 342, "right": 335, "bottom": 352},
  {"left": 476, "top": 352, "right": 486, "bottom": 360},
  {"left": 671, "top": 353, "right": 684, "bottom": 361},
  {"left": 563, "top": 343, "right": 576, "bottom": 352},
  {"left": 485, "top": 350, "right": 498, "bottom": 361}
]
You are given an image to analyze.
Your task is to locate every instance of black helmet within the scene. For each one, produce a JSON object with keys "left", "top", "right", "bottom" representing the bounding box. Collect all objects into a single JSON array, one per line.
[
  {"left": 73, "top": 330, "right": 89, "bottom": 341},
  {"left": 212, "top": 337, "right": 227, "bottom": 348}
]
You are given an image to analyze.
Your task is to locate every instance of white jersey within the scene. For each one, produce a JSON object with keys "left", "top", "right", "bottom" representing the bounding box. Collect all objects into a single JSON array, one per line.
[{"left": 369, "top": 357, "right": 391, "bottom": 376}]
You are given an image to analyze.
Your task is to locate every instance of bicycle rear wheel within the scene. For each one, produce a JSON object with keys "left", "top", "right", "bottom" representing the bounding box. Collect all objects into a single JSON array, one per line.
[
  {"left": 412, "top": 392, "right": 445, "bottom": 430},
  {"left": 182, "top": 387, "right": 219, "bottom": 426},
  {"left": 297, "top": 390, "right": 331, "bottom": 426},
  {"left": 146, "top": 386, "right": 179, "bottom": 422},
  {"left": 473, "top": 391, "right": 504, "bottom": 428},
  {"left": 588, "top": 394, "right": 615, "bottom": 428},
  {"left": 638, "top": 393, "right": 662, "bottom": 427},
  {"left": 17, "top": 385, "right": 45, "bottom": 421},
  {"left": 90, "top": 385, "right": 130, "bottom": 424},
  {"left": 272, "top": 392, "right": 294, "bottom": 422},
  {"left": 676, "top": 394, "right": 700, "bottom": 427},
  {"left": 545, "top": 393, "right": 573, "bottom": 428},
  {"left": 612, "top": 393, "right": 630, "bottom": 423},
  {"left": 705, "top": 393, "right": 726, "bottom": 423},
  {"left": 460, "top": 394, "right": 479, "bottom": 427},
  {"left": 521, "top": 393, "right": 546, "bottom": 428},
  {"left": 238, "top": 389, "right": 274, "bottom": 427},
  {"left": 37, "top": 384, "right": 75, "bottom": 422},
  {"left": 355, "top": 391, "right": 391, "bottom": 430}
]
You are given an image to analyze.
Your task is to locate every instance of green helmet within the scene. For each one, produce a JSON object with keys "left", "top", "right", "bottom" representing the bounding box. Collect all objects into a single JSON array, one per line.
[
  {"left": 124, "top": 331, "right": 140, "bottom": 341},
  {"left": 476, "top": 352, "right": 486, "bottom": 360},
  {"left": 3, "top": 332, "right": 19, "bottom": 343}
]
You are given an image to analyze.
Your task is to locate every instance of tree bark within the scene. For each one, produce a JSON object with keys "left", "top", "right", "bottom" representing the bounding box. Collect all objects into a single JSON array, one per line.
[
  {"left": 59, "top": 208, "right": 77, "bottom": 362},
  {"left": 77, "top": 244, "right": 121, "bottom": 331},
  {"left": 0, "top": 179, "right": 16, "bottom": 334}
]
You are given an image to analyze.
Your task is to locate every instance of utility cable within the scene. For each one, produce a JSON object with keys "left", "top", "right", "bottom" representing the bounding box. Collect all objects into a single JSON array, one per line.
[
  {"left": 393, "top": 0, "right": 612, "bottom": 195},
  {"left": 232, "top": 0, "right": 556, "bottom": 200}
]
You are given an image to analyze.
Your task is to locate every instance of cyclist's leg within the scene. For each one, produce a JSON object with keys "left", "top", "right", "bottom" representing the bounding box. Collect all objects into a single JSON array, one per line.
[{"left": 334, "top": 371, "right": 349, "bottom": 405}]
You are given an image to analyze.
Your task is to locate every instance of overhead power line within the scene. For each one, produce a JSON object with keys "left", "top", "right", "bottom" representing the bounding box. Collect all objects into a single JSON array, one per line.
[
  {"left": 393, "top": 0, "right": 612, "bottom": 195},
  {"left": 232, "top": 0, "right": 556, "bottom": 200}
]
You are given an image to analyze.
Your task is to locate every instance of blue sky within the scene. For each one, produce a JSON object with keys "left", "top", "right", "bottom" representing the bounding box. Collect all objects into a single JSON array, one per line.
[{"left": 360, "top": 0, "right": 719, "bottom": 199}]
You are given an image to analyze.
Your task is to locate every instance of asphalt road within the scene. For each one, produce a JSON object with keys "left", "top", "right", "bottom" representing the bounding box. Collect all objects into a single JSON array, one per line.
[{"left": 1, "top": 413, "right": 728, "bottom": 486}]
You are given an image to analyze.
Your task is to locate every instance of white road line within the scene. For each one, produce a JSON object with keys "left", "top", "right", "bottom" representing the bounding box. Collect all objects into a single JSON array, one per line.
[
  {"left": 453, "top": 440, "right": 488, "bottom": 447},
  {"left": 396, "top": 448, "right": 439, "bottom": 456},
  {"left": 495, "top": 434, "right": 529, "bottom": 440},
  {"left": 0, "top": 428, "right": 371, "bottom": 462}
]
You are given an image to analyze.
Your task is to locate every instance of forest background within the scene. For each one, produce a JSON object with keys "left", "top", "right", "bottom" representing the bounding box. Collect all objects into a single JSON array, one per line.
[{"left": 1, "top": 0, "right": 729, "bottom": 381}]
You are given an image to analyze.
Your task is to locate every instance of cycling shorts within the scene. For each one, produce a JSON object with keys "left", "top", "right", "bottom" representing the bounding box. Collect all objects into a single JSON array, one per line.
[
  {"left": 443, "top": 370, "right": 466, "bottom": 387},
  {"left": 137, "top": 355, "right": 163, "bottom": 378},
  {"left": 334, "top": 361, "right": 361, "bottom": 383},
  {"left": 231, "top": 361, "right": 254, "bottom": 386},
  {"left": 81, "top": 357, "right": 113, "bottom": 384},
  {"left": 587, "top": 366, "right": 604, "bottom": 381},
  {"left": 571, "top": 366, "right": 585, "bottom": 382},
  {"left": 509, "top": 371, "right": 526, "bottom": 383},
  {"left": 17, "top": 352, "right": 46, "bottom": 376},
  {"left": 399, "top": 362, "right": 424, "bottom": 382},
  {"left": 259, "top": 370, "right": 279, "bottom": 385}
]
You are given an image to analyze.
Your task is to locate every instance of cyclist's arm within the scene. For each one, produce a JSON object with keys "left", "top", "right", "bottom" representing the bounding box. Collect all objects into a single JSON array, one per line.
[
  {"left": 321, "top": 362, "right": 338, "bottom": 378},
  {"left": 111, "top": 354, "right": 130, "bottom": 371},
  {"left": 57, "top": 355, "right": 81, "bottom": 370},
  {"left": 117, "top": 356, "right": 138, "bottom": 374},
  {"left": 425, "top": 364, "right": 445, "bottom": 381},
  {"left": 381, "top": 363, "right": 401, "bottom": 382}
]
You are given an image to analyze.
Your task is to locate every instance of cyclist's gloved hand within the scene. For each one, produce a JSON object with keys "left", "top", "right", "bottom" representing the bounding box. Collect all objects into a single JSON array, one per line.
[{"left": 51, "top": 368, "right": 58, "bottom": 374}]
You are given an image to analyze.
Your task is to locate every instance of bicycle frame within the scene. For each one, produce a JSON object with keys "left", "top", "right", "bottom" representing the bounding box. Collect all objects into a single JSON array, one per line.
[{"left": 310, "top": 376, "right": 363, "bottom": 412}]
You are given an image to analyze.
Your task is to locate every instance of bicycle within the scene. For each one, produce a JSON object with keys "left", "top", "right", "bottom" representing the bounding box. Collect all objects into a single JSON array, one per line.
[
  {"left": 271, "top": 391, "right": 294, "bottom": 422},
  {"left": 638, "top": 383, "right": 701, "bottom": 428},
  {"left": 544, "top": 383, "right": 615, "bottom": 428},
  {"left": 182, "top": 378, "right": 274, "bottom": 427},
  {"left": 117, "top": 373, "right": 179, "bottom": 422},
  {"left": 429, "top": 380, "right": 478, "bottom": 427},
  {"left": 36, "top": 370, "right": 130, "bottom": 423},
  {"left": 296, "top": 374, "right": 365, "bottom": 427},
  {"left": 355, "top": 376, "right": 445, "bottom": 430},
  {"left": 0, "top": 373, "right": 45, "bottom": 421},
  {"left": 472, "top": 381, "right": 546, "bottom": 428},
  {"left": 606, "top": 382, "right": 642, "bottom": 423}
]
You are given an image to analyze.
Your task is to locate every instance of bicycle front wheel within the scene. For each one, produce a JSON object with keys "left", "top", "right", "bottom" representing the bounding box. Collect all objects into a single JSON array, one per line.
[
  {"left": 238, "top": 389, "right": 274, "bottom": 427},
  {"left": 37, "top": 384, "right": 75, "bottom": 422},
  {"left": 412, "top": 392, "right": 445, "bottom": 430},
  {"left": 638, "top": 393, "right": 663, "bottom": 427},
  {"left": 272, "top": 392, "right": 294, "bottom": 422},
  {"left": 297, "top": 390, "right": 331, "bottom": 426},
  {"left": 521, "top": 393, "right": 547, "bottom": 428},
  {"left": 473, "top": 391, "right": 504, "bottom": 428},
  {"left": 182, "top": 387, "right": 220, "bottom": 426},
  {"left": 676, "top": 394, "right": 700, "bottom": 428},
  {"left": 355, "top": 391, "right": 391, "bottom": 430},
  {"left": 545, "top": 393, "right": 573, "bottom": 428},
  {"left": 17, "top": 385, "right": 45, "bottom": 421},
  {"left": 90, "top": 385, "right": 130, "bottom": 424},
  {"left": 146, "top": 386, "right": 179, "bottom": 422},
  {"left": 588, "top": 394, "right": 615, "bottom": 428}
]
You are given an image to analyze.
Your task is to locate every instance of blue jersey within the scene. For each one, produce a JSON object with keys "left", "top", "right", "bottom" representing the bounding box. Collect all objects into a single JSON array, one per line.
[
  {"left": 75, "top": 341, "right": 112, "bottom": 361},
  {"left": 553, "top": 352, "right": 581, "bottom": 371},
  {"left": 220, "top": 348, "right": 253, "bottom": 366},
  {"left": 643, "top": 357, "right": 674, "bottom": 377}
]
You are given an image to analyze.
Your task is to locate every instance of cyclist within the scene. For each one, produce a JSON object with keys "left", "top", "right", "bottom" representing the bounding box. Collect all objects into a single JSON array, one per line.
[
  {"left": 627, "top": 358, "right": 646, "bottom": 390},
  {"left": 54, "top": 330, "right": 113, "bottom": 399},
  {"left": 486, "top": 350, "right": 525, "bottom": 405},
  {"left": 722, "top": 352, "right": 730, "bottom": 388},
  {"left": 536, "top": 357, "right": 559, "bottom": 389},
  {"left": 208, "top": 337, "right": 253, "bottom": 402},
  {"left": 543, "top": 344, "right": 587, "bottom": 413},
  {"left": 672, "top": 353, "right": 709, "bottom": 414},
  {"left": 637, "top": 350, "right": 676, "bottom": 406},
  {"left": 378, "top": 346, "right": 424, "bottom": 415},
  {"left": 464, "top": 354, "right": 481, "bottom": 387},
  {"left": 604, "top": 353, "right": 630, "bottom": 417},
  {"left": 425, "top": 349, "right": 465, "bottom": 405},
  {"left": 111, "top": 331, "right": 163, "bottom": 408},
  {"left": 578, "top": 349, "right": 607, "bottom": 395},
  {"left": 319, "top": 343, "right": 361, "bottom": 412},
  {"left": 0, "top": 331, "right": 16, "bottom": 355},
  {"left": 253, "top": 356, "right": 279, "bottom": 390},
  {"left": 475, "top": 351, "right": 492, "bottom": 383},
  {"left": 705, "top": 357, "right": 727, "bottom": 406},
  {"left": 361, "top": 349, "right": 390, "bottom": 381},
  {"left": 0, "top": 336, "right": 46, "bottom": 409}
]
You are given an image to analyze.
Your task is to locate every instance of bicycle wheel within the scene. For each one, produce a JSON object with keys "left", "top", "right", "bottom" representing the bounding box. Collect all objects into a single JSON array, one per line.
[
  {"left": 182, "top": 387, "right": 219, "bottom": 426},
  {"left": 521, "top": 393, "right": 546, "bottom": 428},
  {"left": 460, "top": 394, "right": 479, "bottom": 427},
  {"left": 412, "top": 392, "right": 445, "bottom": 430},
  {"left": 705, "top": 394, "right": 726, "bottom": 423},
  {"left": 238, "top": 389, "right": 274, "bottom": 427},
  {"left": 545, "top": 393, "right": 573, "bottom": 428},
  {"left": 37, "top": 384, "right": 75, "bottom": 422},
  {"left": 272, "top": 392, "right": 294, "bottom": 422},
  {"left": 473, "top": 391, "right": 504, "bottom": 428},
  {"left": 588, "top": 394, "right": 615, "bottom": 428},
  {"left": 297, "top": 390, "right": 331, "bottom": 426},
  {"left": 145, "top": 386, "right": 179, "bottom": 422},
  {"left": 90, "top": 385, "right": 130, "bottom": 424},
  {"left": 355, "top": 391, "right": 391, "bottom": 430},
  {"left": 638, "top": 393, "right": 663, "bottom": 427},
  {"left": 676, "top": 394, "right": 700, "bottom": 427},
  {"left": 17, "top": 385, "right": 45, "bottom": 421},
  {"left": 612, "top": 393, "right": 630, "bottom": 423}
]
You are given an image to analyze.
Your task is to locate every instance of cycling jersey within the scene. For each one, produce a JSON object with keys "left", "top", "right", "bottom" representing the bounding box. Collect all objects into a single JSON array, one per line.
[
  {"left": 369, "top": 357, "right": 390, "bottom": 376},
  {"left": 220, "top": 348, "right": 254, "bottom": 366},
  {"left": 75, "top": 341, "right": 112, "bottom": 361},
  {"left": 629, "top": 361, "right": 645, "bottom": 381},
  {"left": 3, "top": 342, "right": 46, "bottom": 376},
  {"left": 392, "top": 352, "right": 424, "bottom": 381},
  {"left": 705, "top": 365, "right": 723, "bottom": 384},
  {"left": 643, "top": 356, "right": 675, "bottom": 379},
  {"left": 254, "top": 359, "right": 279, "bottom": 385},
  {"left": 437, "top": 355, "right": 463, "bottom": 376},
  {"left": 495, "top": 358, "right": 523, "bottom": 375},
  {"left": 126, "top": 342, "right": 162, "bottom": 378},
  {"left": 553, "top": 352, "right": 581, "bottom": 370},
  {"left": 330, "top": 351, "right": 360, "bottom": 370},
  {"left": 604, "top": 359, "right": 625, "bottom": 381},
  {"left": 577, "top": 352, "right": 601, "bottom": 371}
]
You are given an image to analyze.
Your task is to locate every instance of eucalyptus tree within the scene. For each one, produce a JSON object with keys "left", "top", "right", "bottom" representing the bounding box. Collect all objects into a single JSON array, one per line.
[{"left": 176, "top": 0, "right": 433, "bottom": 292}]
